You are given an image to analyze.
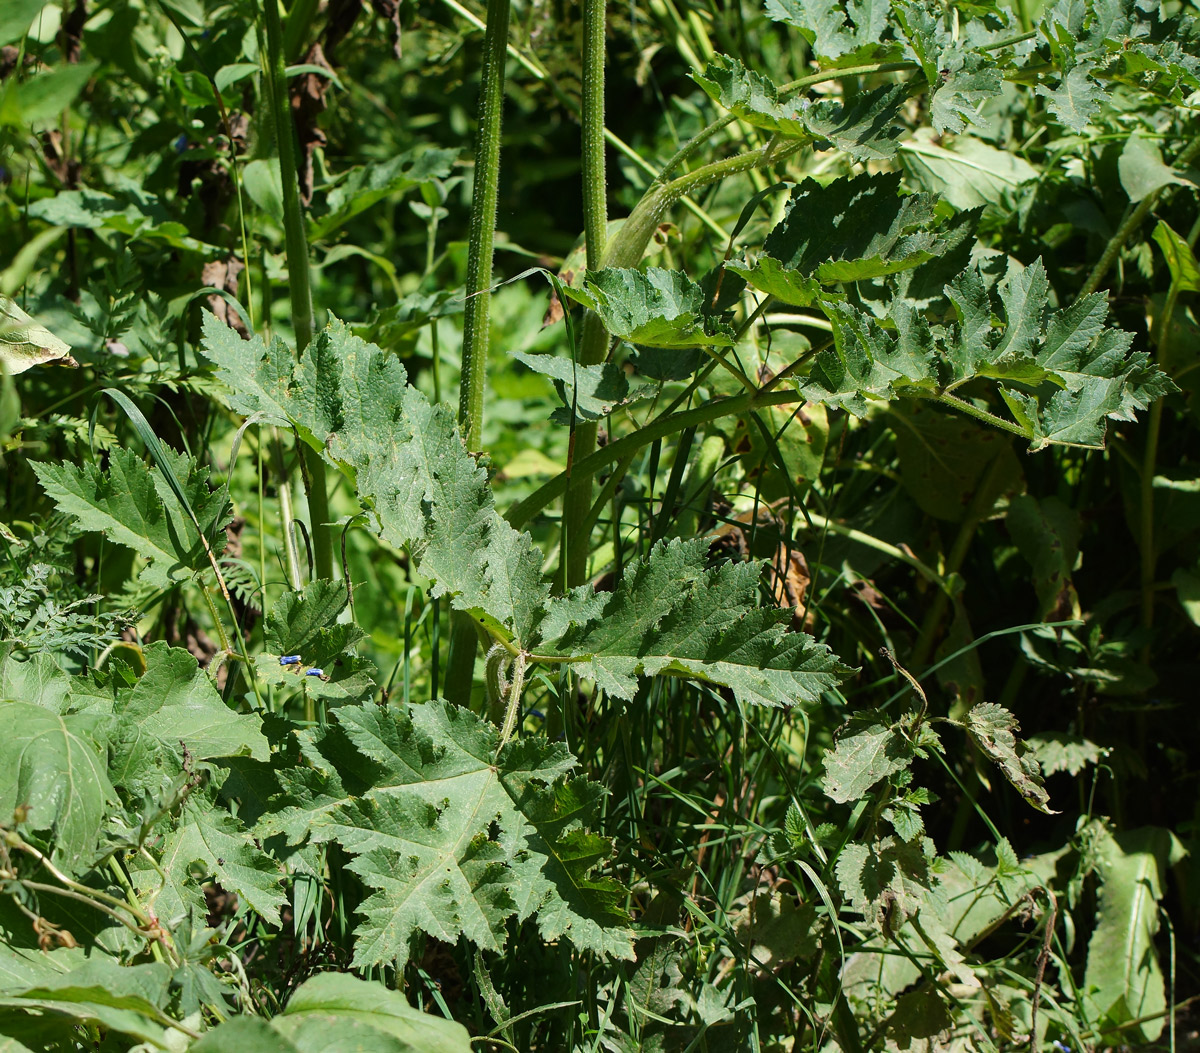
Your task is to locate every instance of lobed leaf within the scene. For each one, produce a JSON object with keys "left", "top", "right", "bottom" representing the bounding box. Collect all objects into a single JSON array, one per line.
[
  {"left": 538, "top": 538, "right": 853, "bottom": 707},
  {"left": 258, "top": 700, "right": 634, "bottom": 968}
]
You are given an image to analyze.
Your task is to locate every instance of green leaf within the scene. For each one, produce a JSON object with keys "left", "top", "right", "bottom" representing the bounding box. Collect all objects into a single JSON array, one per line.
[
  {"left": 254, "top": 580, "right": 375, "bottom": 702},
  {"left": 0, "top": 702, "right": 113, "bottom": 872},
  {"left": 0, "top": 0, "right": 49, "bottom": 47},
  {"left": 311, "top": 148, "right": 458, "bottom": 240},
  {"left": 106, "top": 642, "right": 269, "bottom": 793},
  {"left": 1153, "top": 221, "right": 1200, "bottom": 292},
  {"left": 900, "top": 129, "right": 1039, "bottom": 212},
  {"left": 199, "top": 316, "right": 549, "bottom": 649},
  {"left": 132, "top": 788, "right": 285, "bottom": 927},
  {"left": 1083, "top": 826, "right": 1177, "bottom": 1042},
  {"left": 260, "top": 700, "right": 633, "bottom": 967},
  {"left": 242, "top": 159, "right": 285, "bottom": 224},
  {"left": 1118, "top": 134, "right": 1188, "bottom": 202},
  {"left": 0, "top": 295, "right": 77, "bottom": 375},
  {"left": 32, "top": 446, "right": 230, "bottom": 590},
  {"left": 192, "top": 1016, "right": 302, "bottom": 1053},
  {"left": 802, "top": 84, "right": 908, "bottom": 161},
  {"left": 729, "top": 172, "right": 944, "bottom": 305},
  {"left": 510, "top": 351, "right": 652, "bottom": 423},
  {"left": 766, "top": 0, "right": 896, "bottom": 60},
  {"left": 961, "top": 702, "right": 1055, "bottom": 814},
  {"left": 835, "top": 836, "right": 935, "bottom": 926},
  {"left": 800, "top": 299, "right": 937, "bottom": 415},
  {"left": 0, "top": 960, "right": 174, "bottom": 1049},
  {"left": 539, "top": 538, "right": 853, "bottom": 707},
  {"left": 1036, "top": 63, "right": 1104, "bottom": 132},
  {"left": 692, "top": 55, "right": 812, "bottom": 138},
  {"left": 822, "top": 710, "right": 915, "bottom": 803},
  {"left": 271, "top": 973, "right": 471, "bottom": 1053},
  {"left": 893, "top": 403, "right": 1022, "bottom": 523},
  {"left": 1026, "top": 732, "right": 1103, "bottom": 776},
  {"left": 563, "top": 268, "right": 736, "bottom": 348},
  {"left": 6, "top": 62, "right": 98, "bottom": 127}
]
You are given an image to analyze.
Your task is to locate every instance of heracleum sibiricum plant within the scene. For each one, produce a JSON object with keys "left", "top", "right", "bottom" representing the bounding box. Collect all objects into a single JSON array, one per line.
[{"left": 0, "top": 0, "right": 1197, "bottom": 1047}]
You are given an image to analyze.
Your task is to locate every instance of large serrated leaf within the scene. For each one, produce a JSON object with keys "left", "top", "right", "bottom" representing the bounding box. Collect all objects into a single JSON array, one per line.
[
  {"left": 133, "top": 789, "right": 285, "bottom": 927},
  {"left": 200, "top": 315, "right": 549, "bottom": 648},
  {"left": 729, "top": 173, "right": 944, "bottom": 306},
  {"left": 259, "top": 700, "right": 633, "bottom": 967},
  {"left": 32, "top": 446, "right": 230, "bottom": 590},
  {"left": 538, "top": 538, "right": 852, "bottom": 707}
]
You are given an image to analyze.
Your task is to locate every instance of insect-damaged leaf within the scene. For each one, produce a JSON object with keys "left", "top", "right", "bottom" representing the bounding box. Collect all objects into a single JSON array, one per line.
[{"left": 961, "top": 702, "right": 1055, "bottom": 814}]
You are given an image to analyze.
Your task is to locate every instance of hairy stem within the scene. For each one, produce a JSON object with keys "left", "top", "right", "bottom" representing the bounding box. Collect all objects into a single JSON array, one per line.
[
  {"left": 457, "top": 0, "right": 512, "bottom": 452},
  {"left": 447, "top": 0, "right": 512, "bottom": 707},
  {"left": 259, "top": 0, "right": 332, "bottom": 580},
  {"left": 560, "top": 0, "right": 610, "bottom": 589}
]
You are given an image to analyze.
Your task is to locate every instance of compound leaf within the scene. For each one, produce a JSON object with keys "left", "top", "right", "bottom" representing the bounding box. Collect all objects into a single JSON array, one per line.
[{"left": 259, "top": 700, "right": 633, "bottom": 968}]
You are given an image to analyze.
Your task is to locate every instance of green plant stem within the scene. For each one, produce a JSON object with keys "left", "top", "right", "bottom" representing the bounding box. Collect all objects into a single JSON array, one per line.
[
  {"left": 259, "top": 0, "right": 333, "bottom": 581},
  {"left": 457, "top": 0, "right": 512, "bottom": 453},
  {"left": 556, "top": 0, "right": 608, "bottom": 591},
  {"left": 272, "top": 428, "right": 304, "bottom": 591},
  {"left": 447, "top": 0, "right": 512, "bottom": 708},
  {"left": 1078, "top": 134, "right": 1200, "bottom": 299},
  {"left": 581, "top": 0, "right": 607, "bottom": 269},
  {"left": 1139, "top": 279, "right": 1181, "bottom": 656},
  {"left": 558, "top": 138, "right": 805, "bottom": 587},
  {"left": 910, "top": 452, "right": 1010, "bottom": 671}
]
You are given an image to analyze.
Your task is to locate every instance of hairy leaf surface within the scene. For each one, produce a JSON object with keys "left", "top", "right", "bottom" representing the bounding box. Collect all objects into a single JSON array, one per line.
[{"left": 259, "top": 700, "right": 634, "bottom": 967}]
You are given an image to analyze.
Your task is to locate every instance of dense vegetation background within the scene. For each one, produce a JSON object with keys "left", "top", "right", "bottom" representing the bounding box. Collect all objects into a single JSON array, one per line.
[{"left": 1, "top": 0, "right": 1199, "bottom": 1049}]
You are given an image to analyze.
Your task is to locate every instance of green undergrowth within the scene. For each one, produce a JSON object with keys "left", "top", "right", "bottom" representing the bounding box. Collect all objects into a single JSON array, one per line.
[{"left": 1, "top": 0, "right": 1199, "bottom": 1049}]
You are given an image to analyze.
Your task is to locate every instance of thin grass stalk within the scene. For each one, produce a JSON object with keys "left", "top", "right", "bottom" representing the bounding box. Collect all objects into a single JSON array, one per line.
[
  {"left": 446, "top": 0, "right": 513, "bottom": 707},
  {"left": 259, "top": 0, "right": 333, "bottom": 581}
]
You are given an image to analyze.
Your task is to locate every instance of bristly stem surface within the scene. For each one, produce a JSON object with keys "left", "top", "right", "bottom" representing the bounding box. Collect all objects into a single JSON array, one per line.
[
  {"left": 259, "top": 0, "right": 332, "bottom": 581},
  {"left": 447, "top": 0, "right": 513, "bottom": 706},
  {"left": 457, "top": 0, "right": 513, "bottom": 452}
]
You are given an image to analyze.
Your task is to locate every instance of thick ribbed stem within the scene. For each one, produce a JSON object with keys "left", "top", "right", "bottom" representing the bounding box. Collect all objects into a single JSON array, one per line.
[
  {"left": 456, "top": 0, "right": 512, "bottom": 452},
  {"left": 260, "top": 0, "right": 332, "bottom": 580},
  {"left": 447, "top": 0, "right": 512, "bottom": 707},
  {"left": 559, "top": 0, "right": 610, "bottom": 588}
]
